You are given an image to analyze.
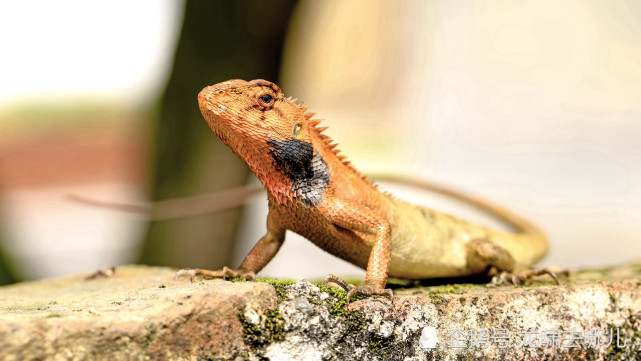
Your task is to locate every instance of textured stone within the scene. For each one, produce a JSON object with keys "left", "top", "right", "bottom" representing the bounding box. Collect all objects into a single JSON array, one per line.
[
  {"left": 0, "top": 265, "right": 278, "bottom": 360},
  {"left": 0, "top": 264, "right": 640, "bottom": 360}
]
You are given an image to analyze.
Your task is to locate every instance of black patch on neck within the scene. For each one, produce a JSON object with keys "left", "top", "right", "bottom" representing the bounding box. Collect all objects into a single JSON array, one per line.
[{"left": 267, "top": 138, "right": 330, "bottom": 206}]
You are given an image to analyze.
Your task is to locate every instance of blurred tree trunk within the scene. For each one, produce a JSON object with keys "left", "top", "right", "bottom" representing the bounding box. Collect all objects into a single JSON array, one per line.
[
  {"left": 0, "top": 192, "right": 19, "bottom": 284},
  {"left": 0, "top": 246, "right": 18, "bottom": 285},
  {"left": 0, "top": 222, "right": 19, "bottom": 284},
  {"left": 139, "top": 0, "right": 298, "bottom": 268}
]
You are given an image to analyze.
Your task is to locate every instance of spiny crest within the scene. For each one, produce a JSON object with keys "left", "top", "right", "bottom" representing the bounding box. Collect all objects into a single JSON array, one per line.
[{"left": 290, "top": 98, "right": 373, "bottom": 185}]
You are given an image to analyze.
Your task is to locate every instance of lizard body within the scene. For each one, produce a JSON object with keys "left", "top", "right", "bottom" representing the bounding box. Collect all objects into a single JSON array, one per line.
[{"left": 188, "top": 79, "right": 553, "bottom": 301}]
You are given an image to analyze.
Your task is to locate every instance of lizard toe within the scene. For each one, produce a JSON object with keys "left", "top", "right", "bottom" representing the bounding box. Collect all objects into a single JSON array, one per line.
[
  {"left": 174, "top": 267, "right": 255, "bottom": 282},
  {"left": 323, "top": 274, "right": 354, "bottom": 291},
  {"left": 491, "top": 267, "right": 564, "bottom": 286},
  {"left": 174, "top": 268, "right": 200, "bottom": 281},
  {"left": 346, "top": 285, "right": 394, "bottom": 304}
]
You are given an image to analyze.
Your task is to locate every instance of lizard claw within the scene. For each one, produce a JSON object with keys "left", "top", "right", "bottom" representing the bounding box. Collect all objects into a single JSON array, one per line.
[
  {"left": 346, "top": 285, "right": 394, "bottom": 304},
  {"left": 492, "top": 267, "right": 565, "bottom": 286},
  {"left": 174, "top": 268, "right": 199, "bottom": 281},
  {"left": 324, "top": 274, "right": 393, "bottom": 304},
  {"left": 324, "top": 274, "right": 354, "bottom": 291},
  {"left": 85, "top": 266, "right": 116, "bottom": 281},
  {"left": 174, "top": 266, "right": 255, "bottom": 282}
]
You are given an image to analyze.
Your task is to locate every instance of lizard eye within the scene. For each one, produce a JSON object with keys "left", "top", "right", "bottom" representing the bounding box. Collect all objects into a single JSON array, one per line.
[
  {"left": 259, "top": 94, "right": 274, "bottom": 104},
  {"left": 256, "top": 92, "right": 276, "bottom": 110}
]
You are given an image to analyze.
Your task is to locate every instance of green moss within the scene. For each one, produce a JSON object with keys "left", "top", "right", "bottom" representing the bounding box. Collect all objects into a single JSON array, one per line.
[
  {"left": 307, "top": 296, "right": 323, "bottom": 306},
  {"left": 565, "top": 344, "right": 598, "bottom": 359},
  {"left": 255, "top": 278, "right": 297, "bottom": 301},
  {"left": 428, "top": 283, "right": 475, "bottom": 295},
  {"left": 198, "top": 351, "right": 217, "bottom": 361},
  {"left": 604, "top": 336, "right": 626, "bottom": 360},
  {"left": 429, "top": 294, "right": 444, "bottom": 307},
  {"left": 255, "top": 278, "right": 297, "bottom": 287},
  {"left": 143, "top": 322, "right": 158, "bottom": 346},
  {"left": 392, "top": 281, "right": 483, "bottom": 296},
  {"left": 144, "top": 322, "right": 158, "bottom": 336},
  {"left": 368, "top": 332, "right": 395, "bottom": 354},
  {"left": 603, "top": 317, "right": 640, "bottom": 360},
  {"left": 313, "top": 283, "right": 366, "bottom": 333},
  {"left": 605, "top": 344, "right": 618, "bottom": 359},
  {"left": 625, "top": 311, "right": 641, "bottom": 344},
  {"left": 238, "top": 308, "right": 285, "bottom": 350}
]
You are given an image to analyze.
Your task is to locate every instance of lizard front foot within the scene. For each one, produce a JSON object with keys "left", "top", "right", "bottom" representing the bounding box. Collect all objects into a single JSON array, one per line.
[
  {"left": 492, "top": 267, "right": 565, "bottom": 286},
  {"left": 324, "top": 274, "right": 394, "bottom": 304},
  {"left": 174, "top": 266, "right": 255, "bottom": 282}
]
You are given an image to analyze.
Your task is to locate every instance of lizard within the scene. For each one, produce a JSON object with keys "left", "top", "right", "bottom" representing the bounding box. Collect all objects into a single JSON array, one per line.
[{"left": 177, "top": 78, "right": 558, "bottom": 303}]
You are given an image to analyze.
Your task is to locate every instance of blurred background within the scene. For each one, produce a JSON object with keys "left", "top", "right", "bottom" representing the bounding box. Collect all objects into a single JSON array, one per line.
[{"left": 0, "top": 0, "right": 640, "bottom": 285}]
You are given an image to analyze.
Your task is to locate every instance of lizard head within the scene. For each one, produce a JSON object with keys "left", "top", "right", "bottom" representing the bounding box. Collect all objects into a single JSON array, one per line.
[
  {"left": 198, "top": 79, "right": 316, "bottom": 153},
  {"left": 198, "top": 79, "right": 369, "bottom": 204},
  {"left": 198, "top": 79, "right": 328, "bottom": 200}
]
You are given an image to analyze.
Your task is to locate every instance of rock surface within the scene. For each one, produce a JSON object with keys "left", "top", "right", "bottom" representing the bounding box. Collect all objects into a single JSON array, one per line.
[{"left": 0, "top": 264, "right": 640, "bottom": 360}]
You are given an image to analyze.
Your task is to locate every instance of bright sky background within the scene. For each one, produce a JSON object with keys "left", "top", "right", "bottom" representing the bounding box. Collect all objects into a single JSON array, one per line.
[{"left": 0, "top": 1, "right": 183, "bottom": 109}]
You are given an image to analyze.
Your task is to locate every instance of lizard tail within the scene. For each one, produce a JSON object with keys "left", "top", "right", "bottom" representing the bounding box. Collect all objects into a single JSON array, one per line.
[{"left": 369, "top": 174, "right": 545, "bottom": 237}]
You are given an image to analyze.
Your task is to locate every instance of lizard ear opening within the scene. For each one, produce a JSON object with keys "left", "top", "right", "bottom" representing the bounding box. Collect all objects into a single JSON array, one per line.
[{"left": 293, "top": 123, "right": 302, "bottom": 137}]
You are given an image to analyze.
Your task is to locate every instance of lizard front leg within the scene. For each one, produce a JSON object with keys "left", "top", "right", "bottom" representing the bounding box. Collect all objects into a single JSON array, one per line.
[
  {"left": 175, "top": 211, "right": 286, "bottom": 281},
  {"left": 322, "top": 198, "right": 394, "bottom": 303}
]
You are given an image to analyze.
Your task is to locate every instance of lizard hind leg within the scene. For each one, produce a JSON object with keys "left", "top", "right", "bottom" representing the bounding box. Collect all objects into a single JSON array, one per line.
[{"left": 465, "top": 238, "right": 560, "bottom": 286}]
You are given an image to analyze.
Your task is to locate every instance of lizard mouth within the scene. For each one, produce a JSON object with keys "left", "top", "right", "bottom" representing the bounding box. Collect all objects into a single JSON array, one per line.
[
  {"left": 198, "top": 87, "right": 236, "bottom": 120},
  {"left": 198, "top": 88, "right": 219, "bottom": 113},
  {"left": 198, "top": 88, "right": 235, "bottom": 146},
  {"left": 198, "top": 94, "right": 235, "bottom": 125}
]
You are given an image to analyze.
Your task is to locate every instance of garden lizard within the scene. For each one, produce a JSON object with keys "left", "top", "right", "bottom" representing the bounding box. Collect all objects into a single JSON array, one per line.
[{"left": 178, "top": 79, "right": 557, "bottom": 302}]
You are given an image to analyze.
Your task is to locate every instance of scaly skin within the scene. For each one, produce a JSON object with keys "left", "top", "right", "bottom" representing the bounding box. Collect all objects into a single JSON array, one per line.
[{"left": 181, "top": 79, "right": 554, "bottom": 302}]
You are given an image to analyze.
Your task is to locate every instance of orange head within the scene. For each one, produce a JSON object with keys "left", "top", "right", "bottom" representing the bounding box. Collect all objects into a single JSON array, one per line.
[
  {"left": 198, "top": 79, "right": 328, "bottom": 204},
  {"left": 198, "top": 79, "right": 316, "bottom": 153}
]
